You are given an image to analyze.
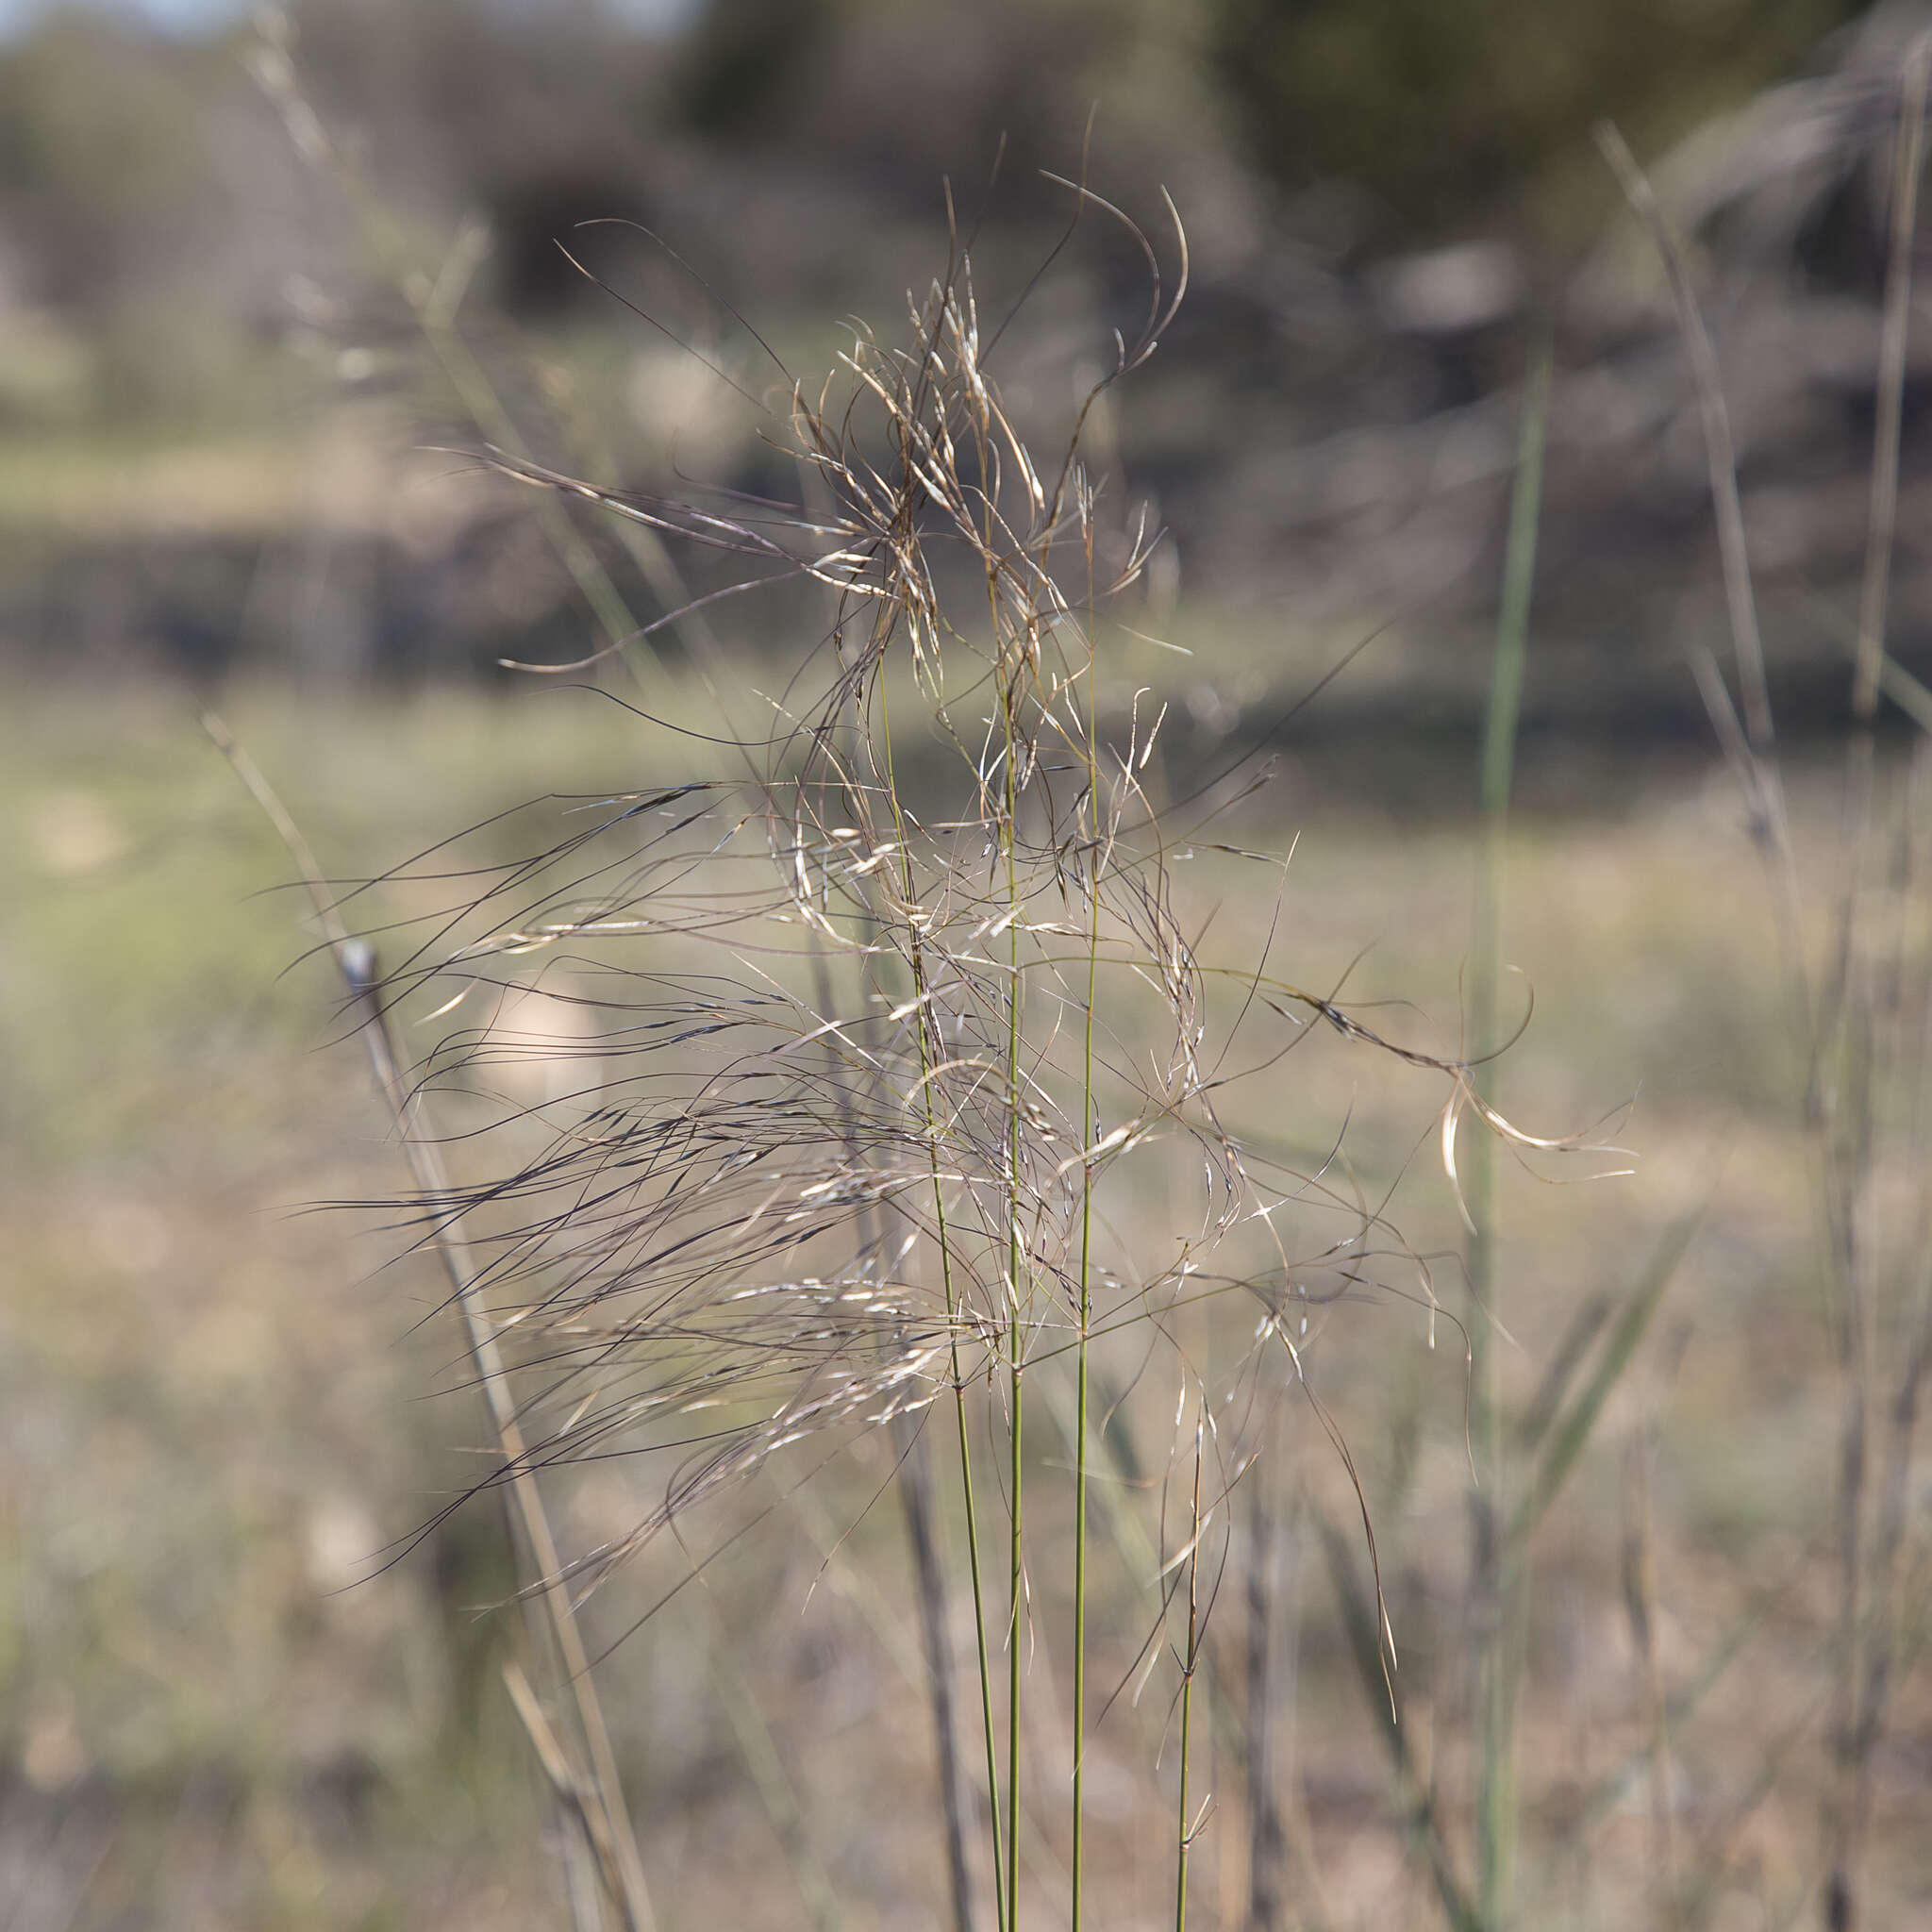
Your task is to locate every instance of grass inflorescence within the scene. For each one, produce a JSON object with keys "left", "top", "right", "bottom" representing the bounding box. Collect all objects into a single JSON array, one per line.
[{"left": 282, "top": 181, "right": 1606, "bottom": 1932}]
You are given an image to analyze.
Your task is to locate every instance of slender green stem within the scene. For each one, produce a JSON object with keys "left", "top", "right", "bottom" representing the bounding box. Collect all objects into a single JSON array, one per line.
[
  {"left": 1006, "top": 766, "right": 1026, "bottom": 1932},
  {"left": 1470, "top": 336, "right": 1550, "bottom": 1932},
  {"left": 1072, "top": 1050, "right": 1095, "bottom": 1924},
  {"left": 1477, "top": 345, "right": 1550, "bottom": 827},
  {"left": 883, "top": 672, "right": 1008, "bottom": 1932},
  {"left": 962, "top": 333, "right": 1035, "bottom": 1932},
  {"left": 1174, "top": 1416, "right": 1205, "bottom": 1932},
  {"left": 1073, "top": 604, "right": 1104, "bottom": 1932},
  {"left": 957, "top": 1352, "right": 1007, "bottom": 1932},
  {"left": 1008, "top": 1307, "right": 1024, "bottom": 1932}
]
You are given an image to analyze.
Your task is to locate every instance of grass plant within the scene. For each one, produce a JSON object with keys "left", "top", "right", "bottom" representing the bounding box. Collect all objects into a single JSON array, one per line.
[
  {"left": 197, "top": 21, "right": 1932, "bottom": 1931},
  {"left": 1601, "top": 58, "right": 1932, "bottom": 1925},
  {"left": 1288, "top": 74, "right": 1932, "bottom": 1932},
  {"left": 206, "top": 717, "right": 655, "bottom": 1932},
  {"left": 240, "top": 170, "right": 1600, "bottom": 1930},
  {"left": 1464, "top": 328, "right": 1550, "bottom": 1932}
]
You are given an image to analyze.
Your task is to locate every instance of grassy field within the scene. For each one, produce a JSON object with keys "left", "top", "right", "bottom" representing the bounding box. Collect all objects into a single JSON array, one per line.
[{"left": 3, "top": 665, "right": 1927, "bottom": 1931}]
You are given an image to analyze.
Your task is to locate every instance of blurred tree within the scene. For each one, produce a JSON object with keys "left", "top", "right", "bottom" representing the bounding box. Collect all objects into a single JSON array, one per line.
[
  {"left": 0, "top": 8, "right": 217, "bottom": 310},
  {"left": 673, "top": 0, "right": 831, "bottom": 139},
  {"left": 665, "top": 0, "right": 1197, "bottom": 205},
  {"left": 0, "top": 10, "right": 272, "bottom": 418},
  {"left": 284, "top": 0, "right": 669, "bottom": 318},
  {"left": 0, "top": 0, "right": 1889, "bottom": 363},
  {"left": 1208, "top": 0, "right": 1874, "bottom": 252}
]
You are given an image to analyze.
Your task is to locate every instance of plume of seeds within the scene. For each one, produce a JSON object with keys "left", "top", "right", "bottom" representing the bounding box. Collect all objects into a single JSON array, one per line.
[{"left": 355, "top": 191, "right": 1591, "bottom": 1609}]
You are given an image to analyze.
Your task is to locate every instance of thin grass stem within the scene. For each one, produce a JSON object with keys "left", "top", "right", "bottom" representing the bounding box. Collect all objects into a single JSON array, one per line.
[
  {"left": 246, "top": 32, "right": 663, "bottom": 689},
  {"left": 1174, "top": 1409, "right": 1205, "bottom": 1932},
  {"left": 884, "top": 671, "right": 1008, "bottom": 1932},
  {"left": 1824, "top": 42, "right": 1930, "bottom": 1927},
  {"left": 207, "top": 717, "right": 655, "bottom": 1932},
  {"left": 1073, "top": 514, "right": 1105, "bottom": 1932},
  {"left": 1468, "top": 335, "right": 1550, "bottom": 1932}
]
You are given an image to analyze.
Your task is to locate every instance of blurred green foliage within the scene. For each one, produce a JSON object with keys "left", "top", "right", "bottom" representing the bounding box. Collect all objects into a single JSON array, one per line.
[
  {"left": 0, "top": 9, "right": 216, "bottom": 307},
  {"left": 0, "top": 0, "right": 1880, "bottom": 379},
  {"left": 1210, "top": 0, "right": 1873, "bottom": 245}
]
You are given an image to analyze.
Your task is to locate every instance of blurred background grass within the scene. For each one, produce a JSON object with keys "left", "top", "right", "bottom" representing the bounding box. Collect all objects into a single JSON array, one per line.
[{"left": 4, "top": 1, "right": 1931, "bottom": 1927}]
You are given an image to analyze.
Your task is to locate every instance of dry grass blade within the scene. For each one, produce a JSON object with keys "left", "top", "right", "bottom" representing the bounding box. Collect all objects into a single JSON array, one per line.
[
  {"left": 1591, "top": 122, "right": 1774, "bottom": 760},
  {"left": 1605, "top": 68, "right": 1932, "bottom": 1932},
  {"left": 1593, "top": 120, "right": 1810, "bottom": 1054},
  {"left": 205, "top": 714, "right": 656, "bottom": 1932},
  {"left": 1243, "top": 1441, "right": 1285, "bottom": 1932},
  {"left": 1849, "top": 33, "right": 1929, "bottom": 732},
  {"left": 1621, "top": 1433, "right": 1682, "bottom": 1932},
  {"left": 1822, "top": 49, "right": 1932, "bottom": 1931},
  {"left": 1313, "top": 1514, "right": 1480, "bottom": 1932},
  {"left": 246, "top": 15, "right": 662, "bottom": 689}
]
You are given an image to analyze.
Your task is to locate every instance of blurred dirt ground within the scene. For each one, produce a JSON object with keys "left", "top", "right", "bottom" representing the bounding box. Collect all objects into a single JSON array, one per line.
[{"left": 5, "top": 674, "right": 1929, "bottom": 1929}]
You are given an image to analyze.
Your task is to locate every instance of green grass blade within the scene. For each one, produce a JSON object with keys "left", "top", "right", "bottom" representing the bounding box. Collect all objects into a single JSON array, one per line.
[
  {"left": 1513, "top": 1290, "right": 1615, "bottom": 1456},
  {"left": 1469, "top": 332, "right": 1551, "bottom": 1932},
  {"left": 1480, "top": 339, "right": 1553, "bottom": 824},
  {"left": 1509, "top": 1209, "right": 1703, "bottom": 1549}
]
